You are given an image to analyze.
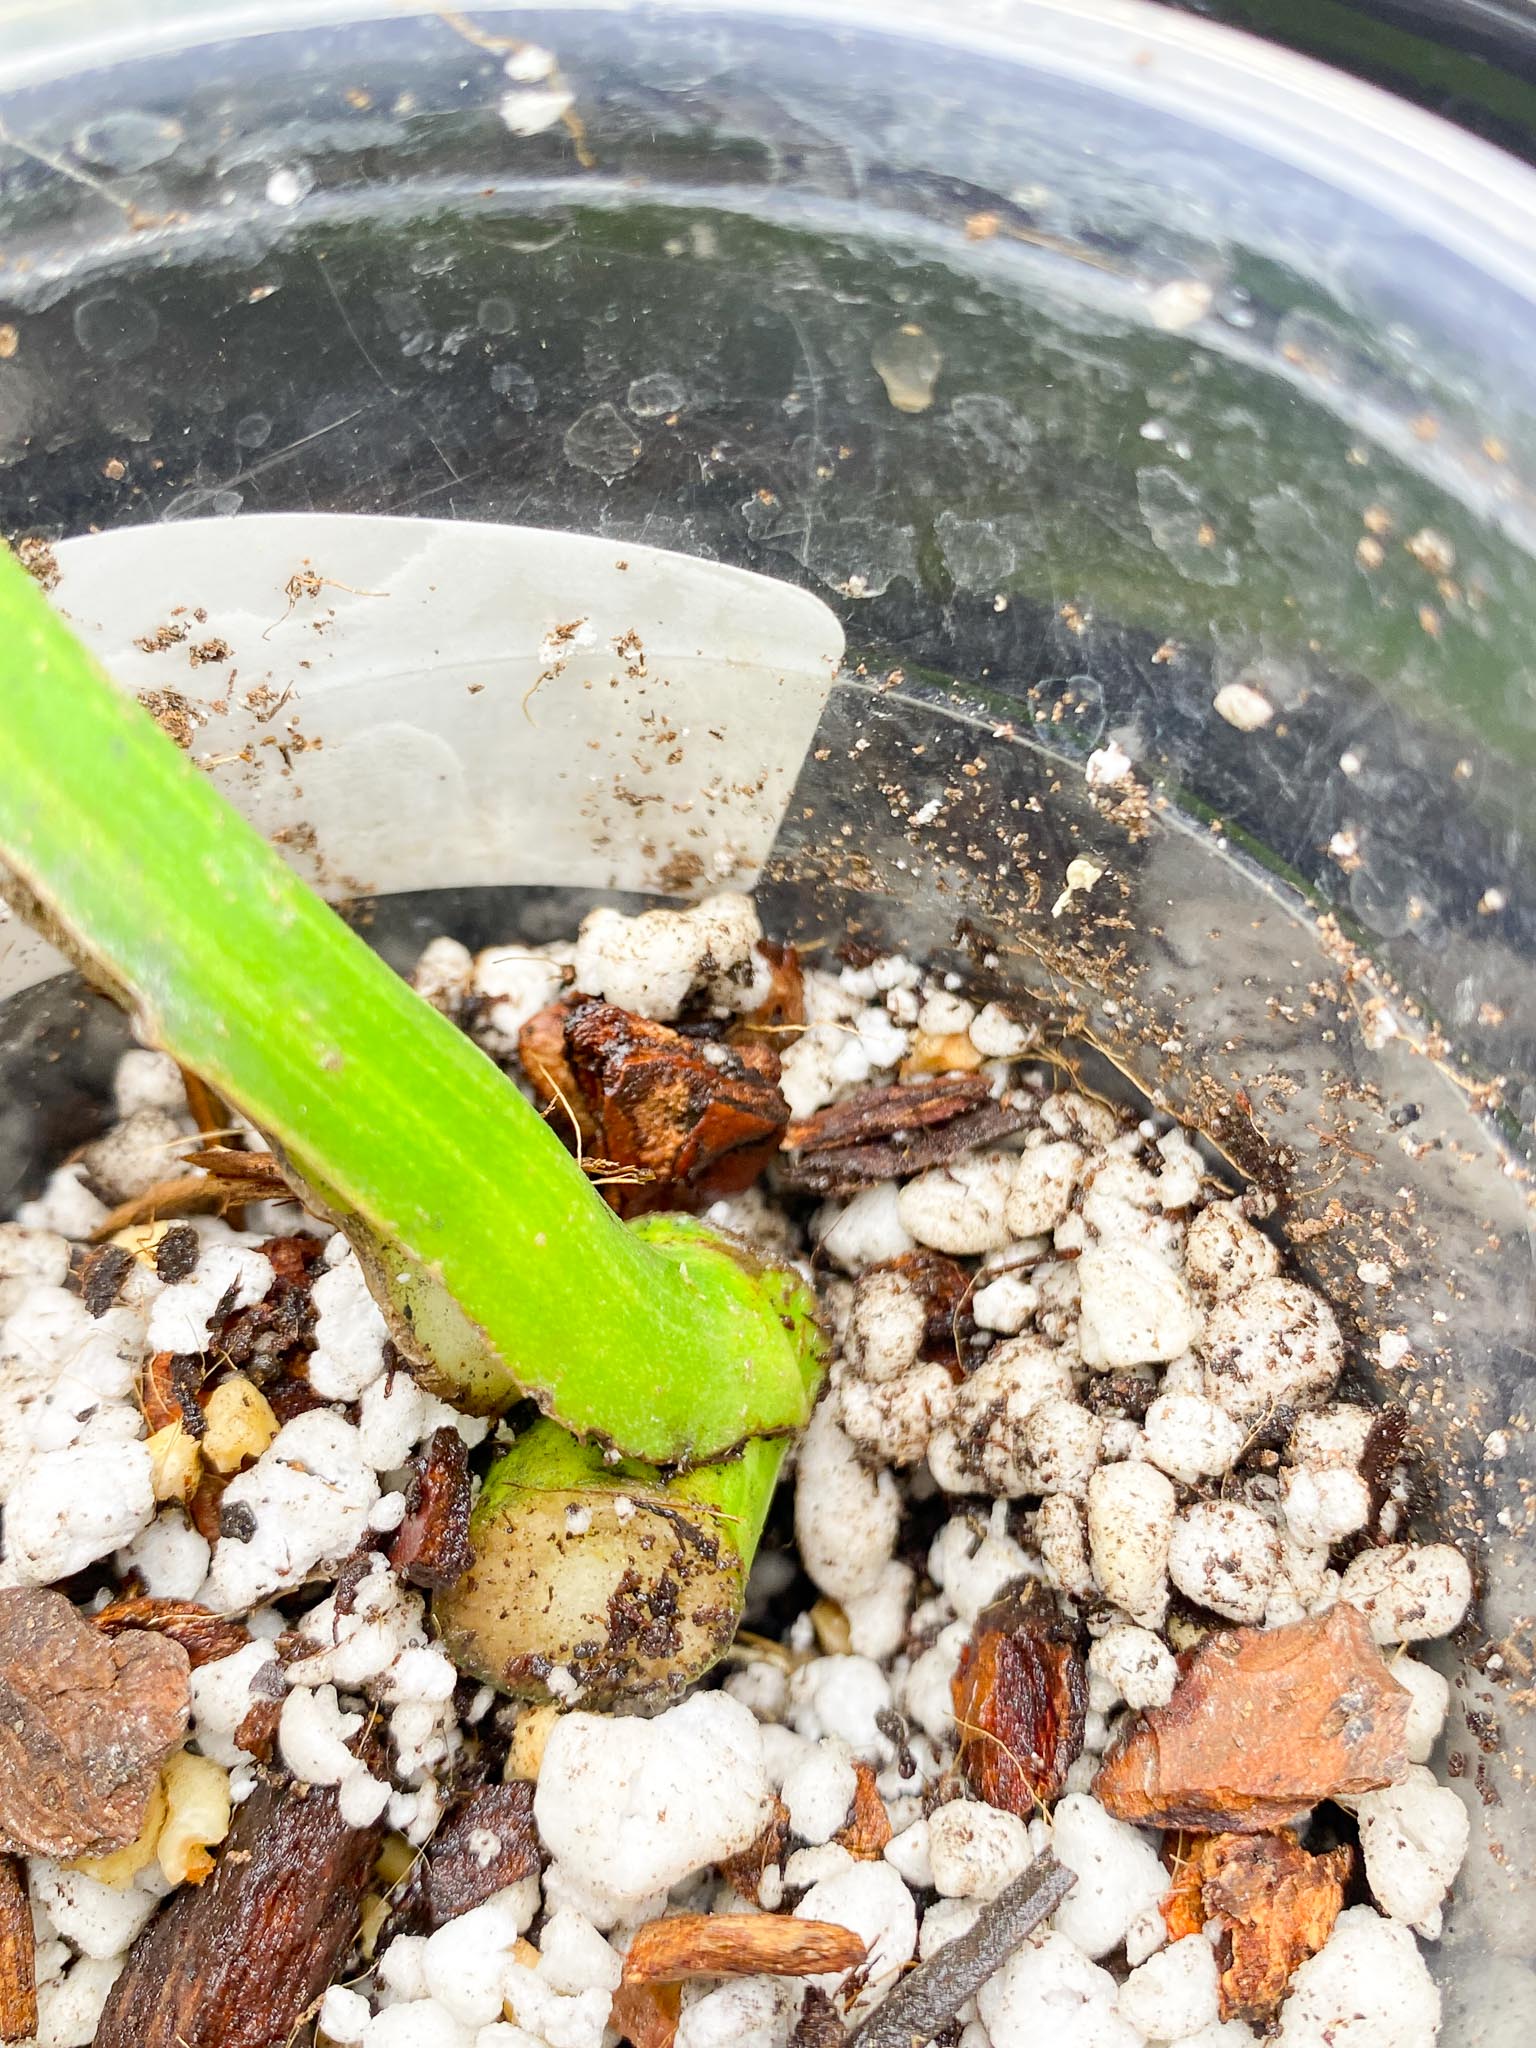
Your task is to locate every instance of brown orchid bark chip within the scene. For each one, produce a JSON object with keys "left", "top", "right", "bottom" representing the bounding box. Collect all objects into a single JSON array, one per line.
[
  {"left": 835, "top": 1762, "right": 894, "bottom": 1860},
  {"left": 94, "top": 1768, "right": 385, "bottom": 2048},
  {"left": 778, "top": 1076, "right": 1030, "bottom": 1196},
  {"left": 717, "top": 1796, "right": 789, "bottom": 1906},
  {"left": 1192, "top": 1831, "right": 1353, "bottom": 2022},
  {"left": 1094, "top": 1604, "right": 1410, "bottom": 1831},
  {"left": 388, "top": 1425, "right": 475, "bottom": 1589},
  {"left": 412, "top": 1782, "right": 541, "bottom": 1928},
  {"left": 953, "top": 1593, "right": 1087, "bottom": 1813},
  {"left": 522, "top": 999, "right": 789, "bottom": 1215},
  {"left": 0, "top": 1854, "right": 36, "bottom": 2045},
  {"left": 91, "top": 1597, "right": 249, "bottom": 1669},
  {"left": 612, "top": 1980, "right": 681, "bottom": 2048},
  {"left": 0, "top": 1588, "right": 190, "bottom": 1860},
  {"left": 623, "top": 1913, "right": 867, "bottom": 1984}
]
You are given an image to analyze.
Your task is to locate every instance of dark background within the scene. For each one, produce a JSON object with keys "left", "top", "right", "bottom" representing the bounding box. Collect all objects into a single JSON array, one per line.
[{"left": 1157, "top": 0, "right": 1536, "bottom": 159}]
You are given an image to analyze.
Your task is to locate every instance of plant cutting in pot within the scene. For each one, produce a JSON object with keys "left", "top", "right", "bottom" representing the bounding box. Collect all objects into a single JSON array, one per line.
[{"left": 0, "top": 542, "right": 826, "bottom": 1708}]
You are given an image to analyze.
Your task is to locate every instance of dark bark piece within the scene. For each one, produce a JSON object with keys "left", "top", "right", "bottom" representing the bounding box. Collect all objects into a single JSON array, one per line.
[
  {"left": 0, "top": 1854, "right": 36, "bottom": 2044},
  {"left": 232, "top": 1696, "right": 282, "bottom": 1765},
  {"left": 953, "top": 1598, "right": 1087, "bottom": 1812},
  {"left": 154, "top": 1224, "right": 201, "bottom": 1285},
  {"left": 258, "top": 1233, "right": 326, "bottom": 1284},
  {"left": 563, "top": 1000, "right": 789, "bottom": 1217},
  {"left": 717, "top": 1798, "right": 790, "bottom": 1906},
  {"left": 91, "top": 1598, "right": 249, "bottom": 1669},
  {"left": 0, "top": 1588, "right": 190, "bottom": 1860},
  {"left": 389, "top": 1426, "right": 474, "bottom": 1590},
  {"left": 79, "top": 1241, "right": 133, "bottom": 1317},
  {"left": 845, "top": 1852, "right": 1074, "bottom": 2048},
  {"left": 1360, "top": 1405, "right": 1411, "bottom": 1536},
  {"left": 1094, "top": 1605, "right": 1411, "bottom": 1831},
  {"left": 414, "top": 1783, "right": 540, "bottom": 1928},
  {"left": 778, "top": 1078, "right": 1030, "bottom": 1196},
  {"left": 790, "top": 1986, "right": 846, "bottom": 2048},
  {"left": 141, "top": 1351, "right": 207, "bottom": 1437},
  {"left": 94, "top": 1770, "right": 385, "bottom": 2048}
]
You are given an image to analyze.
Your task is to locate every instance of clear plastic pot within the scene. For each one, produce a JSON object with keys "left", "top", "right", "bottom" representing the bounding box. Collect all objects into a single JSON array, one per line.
[{"left": 0, "top": 2, "right": 1533, "bottom": 2030}]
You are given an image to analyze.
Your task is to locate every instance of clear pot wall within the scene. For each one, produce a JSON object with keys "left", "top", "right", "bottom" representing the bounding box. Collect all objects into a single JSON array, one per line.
[{"left": 1, "top": 2, "right": 1533, "bottom": 2032}]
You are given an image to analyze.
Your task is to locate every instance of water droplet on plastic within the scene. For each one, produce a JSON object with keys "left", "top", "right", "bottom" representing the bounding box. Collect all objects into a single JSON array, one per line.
[
  {"left": 871, "top": 326, "right": 943, "bottom": 414},
  {"left": 478, "top": 296, "right": 518, "bottom": 335},
  {"left": 1146, "top": 278, "right": 1213, "bottom": 332},
  {"left": 626, "top": 371, "right": 687, "bottom": 419},
  {"left": 72, "top": 292, "right": 159, "bottom": 364},
  {"left": 490, "top": 362, "right": 538, "bottom": 411},
  {"left": 563, "top": 403, "right": 642, "bottom": 481},
  {"left": 234, "top": 413, "right": 272, "bottom": 450},
  {"left": 265, "top": 163, "right": 314, "bottom": 208},
  {"left": 935, "top": 510, "right": 1019, "bottom": 591},
  {"left": 73, "top": 111, "right": 183, "bottom": 173},
  {"left": 162, "top": 486, "right": 243, "bottom": 523}
]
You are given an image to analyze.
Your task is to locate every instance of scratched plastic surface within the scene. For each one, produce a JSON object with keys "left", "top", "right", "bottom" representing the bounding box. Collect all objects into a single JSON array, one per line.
[{"left": 1, "top": 3, "right": 1534, "bottom": 2028}]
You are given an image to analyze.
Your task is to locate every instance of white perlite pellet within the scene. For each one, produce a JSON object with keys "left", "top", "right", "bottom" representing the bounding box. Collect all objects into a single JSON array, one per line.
[
  {"left": 1197, "top": 1277, "right": 1342, "bottom": 1423},
  {"left": 1353, "top": 1766, "right": 1469, "bottom": 1936},
  {"left": 1167, "top": 1500, "right": 1280, "bottom": 1624},
  {"left": 794, "top": 1402, "right": 900, "bottom": 1604},
  {"left": 927, "top": 1799, "right": 1034, "bottom": 1899},
  {"left": 1118, "top": 1935, "right": 1221, "bottom": 2041},
  {"left": 1273, "top": 1905, "right": 1440, "bottom": 2048},
  {"left": 534, "top": 1694, "right": 773, "bottom": 1921},
  {"left": 1049, "top": 1794, "right": 1167, "bottom": 1959},
  {"left": 1087, "top": 1463, "right": 1175, "bottom": 1628},
  {"left": 1077, "top": 1242, "right": 1201, "bottom": 1369},
  {"left": 898, "top": 1154, "right": 1016, "bottom": 1255},
  {"left": 1339, "top": 1543, "right": 1472, "bottom": 1643}
]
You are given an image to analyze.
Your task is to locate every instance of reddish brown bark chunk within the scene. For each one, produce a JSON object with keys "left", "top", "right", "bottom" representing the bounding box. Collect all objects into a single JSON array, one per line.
[
  {"left": 388, "top": 1425, "right": 475, "bottom": 1590},
  {"left": 1162, "top": 1831, "right": 1352, "bottom": 2022},
  {"left": 1094, "top": 1605, "right": 1410, "bottom": 1831},
  {"left": 91, "top": 1597, "right": 249, "bottom": 1670},
  {"left": 953, "top": 1603, "right": 1087, "bottom": 1812},
  {"left": 94, "top": 1771, "right": 384, "bottom": 2048},
  {"left": 623, "top": 1914, "right": 866, "bottom": 1984},
  {"left": 0, "top": 1588, "right": 190, "bottom": 1860},
  {"left": 835, "top": 1762, "right": 894, "bottom": 1860},
  {"left": 778, "top": 1077, "right": 1030, "bottom": 1196},
  {"left": 414, "top": 1783, "right": 541, "bottom": 1928},
  {"left": 717, "top": 1797, "right": 790, "bottom": 1906},
  {"left": 0, "top": 1854, "right": 36, "bottom": 2044},
  {"left": 612, "top": 1979, "right": 681, "bottom": 2048}
]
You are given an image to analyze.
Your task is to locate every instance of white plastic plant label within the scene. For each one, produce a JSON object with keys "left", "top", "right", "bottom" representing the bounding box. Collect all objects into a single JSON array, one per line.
[{"left": 0, "top": 513, "right": 843, "bottom": 996}]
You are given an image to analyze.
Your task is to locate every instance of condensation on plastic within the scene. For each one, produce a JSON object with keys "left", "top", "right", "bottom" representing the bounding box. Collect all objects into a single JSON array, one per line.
[{"left": 0, "top": 1, "right": 1534, "bottom": 2030}]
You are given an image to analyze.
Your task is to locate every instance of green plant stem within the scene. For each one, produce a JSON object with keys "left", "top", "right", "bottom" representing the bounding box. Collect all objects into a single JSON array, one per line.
[
  {"left": 0, "top": 545, "right": 823, "bottom": 1467},
  {"left": 435, "top": 1418, "right": 784, "bottom": 1705}
]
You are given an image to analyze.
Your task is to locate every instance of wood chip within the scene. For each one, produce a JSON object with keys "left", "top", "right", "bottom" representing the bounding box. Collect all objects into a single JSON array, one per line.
[
  {"left": 778, "top": 1076, "right": 1030, "bottom": 1195},
  {"left": 834, "top": 1762, "right": 893, "bottom": 1860},
  {"left": 953, "top": 1592, "right": 1087, "bottom": 1812},
  {"left": 388, "top": 1425, "right": 474, "bottom": 1589},
  {"left": 91, "top": 1598, "right": 249, "bottom": 1670},
  {"left": 0, "top": 1588, "right": 190, "bottom": 1860},
  {"left": 93, "top": 1769, "right": 385, "bottom": 2048},
  {"left": 1093, "top": 1605, "right": 1410, "bottom": 1831},
  {"left": 611, "top": 1979, "right": 681, "bottom": 2048},
  {"left": 0, "top": 1855, "right": 36, "bottom": 2045},
  {"left": 725, "top": 941, "right": 806, "bottom": 1047},
  {"left": 564, "top": 1001, "right": 790, "bottom": 1216},
  {"left": 411, "top": 1783, "right": 540, "bottom": 1928},
  {"left": 845, "top": 1851, "right": 1074, "bottom": 2048},
  {"left": 717, "top": 1797, "right": 789, "bottom": 1906},
  {"left": 1180, "top": 1830, "right": 1354, "bottom": 2022},
  {"left": 789, "top": 1986, "right": 846, "bottom": 2048},
  {"left": 623, "top": 1913, "right": 866, "bottom": 1985}
]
